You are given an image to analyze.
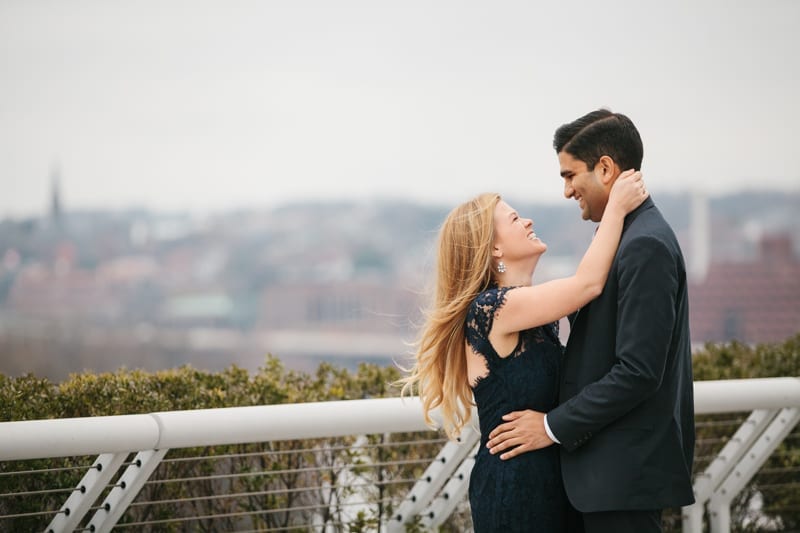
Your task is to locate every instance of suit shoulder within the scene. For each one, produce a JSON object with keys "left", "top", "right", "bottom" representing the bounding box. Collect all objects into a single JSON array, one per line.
[
  {"left": 620, "top": 212, "right": 686, "bottom": 270},
  {"left": 627, "top": 205, "right": 679, "bottom": 242}
]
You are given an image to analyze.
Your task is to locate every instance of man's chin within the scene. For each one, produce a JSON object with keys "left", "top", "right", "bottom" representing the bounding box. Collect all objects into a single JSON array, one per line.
[{"left": 580, "top": 208, "right": 601, "bottom": 222}]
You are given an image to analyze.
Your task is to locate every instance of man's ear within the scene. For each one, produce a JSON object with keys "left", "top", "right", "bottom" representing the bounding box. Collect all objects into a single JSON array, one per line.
[{"left": 595, "top": 155, "right": 619, "bottom": 185}]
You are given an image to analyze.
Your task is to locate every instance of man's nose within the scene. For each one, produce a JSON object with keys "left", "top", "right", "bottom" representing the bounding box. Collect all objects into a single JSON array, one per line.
[{"left": 563, "top": 181, "right": 574, "bottom": 199}]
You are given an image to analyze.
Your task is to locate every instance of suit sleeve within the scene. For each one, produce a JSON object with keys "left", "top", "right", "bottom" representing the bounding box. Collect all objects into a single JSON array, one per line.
[{"left": 547, "top": 235, "right": 678, "bottom": 452}]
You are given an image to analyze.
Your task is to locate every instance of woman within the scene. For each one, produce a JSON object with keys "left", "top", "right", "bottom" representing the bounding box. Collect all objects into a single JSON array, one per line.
[{"left": 400, "top": 170, "right": 647, "bottom": 531}]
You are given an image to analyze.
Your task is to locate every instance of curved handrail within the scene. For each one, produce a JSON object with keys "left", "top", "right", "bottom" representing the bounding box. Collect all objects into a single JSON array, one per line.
[{"left": 1, "top": 378, "right": 798, "bottom": 461}]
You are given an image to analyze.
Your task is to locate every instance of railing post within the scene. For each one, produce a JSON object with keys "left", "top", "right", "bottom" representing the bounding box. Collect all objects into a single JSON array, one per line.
[
  {"left": 418, "top": 440, "right": 478, "bottom": 529},
  {"left": 682, "top": 409, "right": 776, "bottom": 533},
  {"left": 386, "top": 425, "right": 479, "bottom": 532},
  {"left": 45, "top": 452, "right": 128, "bottom": 533},
  {"left": 709, "top": 503, "right": 732, "bottom": 533},
  {"left": 707, "top": 407, "right": 800, "bottom": 533},
  {"left": 682, "top": 504, "right": 704, "bottom": 533},
  {"left": 86, "top": 448, "right": 169, "bottom": 533}
]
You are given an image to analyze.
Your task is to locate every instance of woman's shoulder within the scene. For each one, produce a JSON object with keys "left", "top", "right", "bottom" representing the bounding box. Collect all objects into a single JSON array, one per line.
[
  {"left": 471, "top": 285, "right": 515, "bottom": 307},
  {"left": 467, "top": 286, "right": 516, "bottom": 325},
  {"left": 472, "top": 286, "right": 498, "bottom": 306}
]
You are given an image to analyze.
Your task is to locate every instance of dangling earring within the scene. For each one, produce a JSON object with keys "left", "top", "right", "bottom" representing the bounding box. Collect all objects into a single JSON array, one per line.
[{"left": 497, "top": 261, "right": 506, "bottom": 274}]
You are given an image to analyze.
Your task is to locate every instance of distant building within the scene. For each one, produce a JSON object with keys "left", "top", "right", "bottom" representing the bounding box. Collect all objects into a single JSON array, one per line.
[
  {"left": 259, "top": 281, "right": 421, "bottom": 335},
  {"left": 688, "top": 234, "right": 800, "bottom": 345},
  {"left": 7, "top": 261, "right": 122, "bottom": 322},
  {"left": 161, "top": 289, "right": 235, "bottom": 327},
  {"left": 688, "top": 191, "right": 710, "bottom": 283},
  {"left": 49, "top": 163, "right": 63, "bottom": 226},
  {"left": 255, "top": 281, "right": 422, "bottom": 361}
]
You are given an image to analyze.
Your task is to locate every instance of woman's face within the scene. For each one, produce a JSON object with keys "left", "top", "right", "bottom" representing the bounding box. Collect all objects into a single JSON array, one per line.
[{"left": 492, "top": 200, "right": 547, "bottom": 261}]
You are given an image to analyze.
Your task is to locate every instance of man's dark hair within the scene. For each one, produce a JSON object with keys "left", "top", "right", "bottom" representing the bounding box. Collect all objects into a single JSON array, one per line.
[{"left": 553, "top": 109, "right": 643, "bottom": 172}]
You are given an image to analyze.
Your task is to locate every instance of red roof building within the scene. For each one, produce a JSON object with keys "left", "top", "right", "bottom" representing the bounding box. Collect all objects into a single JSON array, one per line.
[{"left": 688, "top": 234, "right": 800, "bottom": 345}]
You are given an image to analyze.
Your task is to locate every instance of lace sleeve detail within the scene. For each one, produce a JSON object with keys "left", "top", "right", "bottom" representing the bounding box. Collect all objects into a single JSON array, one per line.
[{"left": 464, "top": 286, "right": 514, "bottom": 363}]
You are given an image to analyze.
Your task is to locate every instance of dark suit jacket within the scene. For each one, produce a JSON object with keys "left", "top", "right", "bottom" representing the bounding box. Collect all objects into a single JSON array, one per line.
[{"left": 547, "top": 197, "right": 695, "bottom": 512}]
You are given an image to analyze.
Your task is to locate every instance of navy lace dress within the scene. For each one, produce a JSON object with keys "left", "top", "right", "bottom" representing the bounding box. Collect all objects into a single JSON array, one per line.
[{"left": 465, "top": 286, "right": 568, "bottom": 532}]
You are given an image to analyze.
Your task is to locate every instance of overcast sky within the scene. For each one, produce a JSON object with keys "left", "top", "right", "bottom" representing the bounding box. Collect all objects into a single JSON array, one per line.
[{"left": 1, "top": 0, "right": 798, "bottom": 217}]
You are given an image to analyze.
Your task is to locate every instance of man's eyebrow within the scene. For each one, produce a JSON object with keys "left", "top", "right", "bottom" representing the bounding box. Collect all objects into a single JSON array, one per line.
[{"left": 560, "top": 170, "right": 572, "bottom": 178}]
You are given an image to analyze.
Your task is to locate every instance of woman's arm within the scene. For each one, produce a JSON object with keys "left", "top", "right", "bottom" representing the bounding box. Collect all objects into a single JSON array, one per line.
[{"left": 493, "top": 170, "right": 646, "bottom": 335}]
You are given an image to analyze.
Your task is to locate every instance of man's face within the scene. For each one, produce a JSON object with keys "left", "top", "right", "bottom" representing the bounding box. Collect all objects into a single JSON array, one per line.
[{"left": 558, "top": 151, "right": 609, "bottom": 222}]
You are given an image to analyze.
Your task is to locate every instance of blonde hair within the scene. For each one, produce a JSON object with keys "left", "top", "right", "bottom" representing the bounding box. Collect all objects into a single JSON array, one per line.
[{"left": 399, "top": 193, "right": 501, "bottom": 439}]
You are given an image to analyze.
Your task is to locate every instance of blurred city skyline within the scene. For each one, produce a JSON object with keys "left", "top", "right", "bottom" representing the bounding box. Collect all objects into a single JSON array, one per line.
[
  {"left": 2, "top": 189, "right": 797, "bottom": 380},
  {"left": 2, "top": 0, "right": 799, "bottom": 218}
]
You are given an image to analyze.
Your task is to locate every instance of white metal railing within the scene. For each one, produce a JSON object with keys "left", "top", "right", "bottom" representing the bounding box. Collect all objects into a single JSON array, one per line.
[
  {"left": 0, "top": 377, "right": 798, "bottom": 532},
  {"left": 1, "top": 398, "right": 432, "bottom": 462},
  {"left": 682, "top": 377, "right": 800, "bottom": 533}
]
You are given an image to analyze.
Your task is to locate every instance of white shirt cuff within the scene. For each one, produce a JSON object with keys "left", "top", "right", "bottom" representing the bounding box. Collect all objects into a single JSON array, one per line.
[{"left": 543, "top": 414, "right": 561, "bottom": 444}]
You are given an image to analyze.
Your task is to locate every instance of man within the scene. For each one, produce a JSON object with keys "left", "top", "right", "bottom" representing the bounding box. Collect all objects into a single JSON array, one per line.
[{"left": 486, "top": 109, "right": 695, "bottom": 532}]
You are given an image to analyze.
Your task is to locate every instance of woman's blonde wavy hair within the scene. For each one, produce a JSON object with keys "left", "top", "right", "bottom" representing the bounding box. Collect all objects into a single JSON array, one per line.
[{"left": 399, "top": 192, "right": 501, "bottom": 439}]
